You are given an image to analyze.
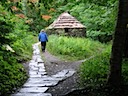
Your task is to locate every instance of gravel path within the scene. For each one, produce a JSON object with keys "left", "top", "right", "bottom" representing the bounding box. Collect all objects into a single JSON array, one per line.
[{"left": 42, "top": 50, "right": 84, "bottom": 96}]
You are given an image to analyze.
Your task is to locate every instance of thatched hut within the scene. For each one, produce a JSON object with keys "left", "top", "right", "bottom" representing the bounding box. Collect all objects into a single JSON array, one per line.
[{"left": 47, "top": 12, "right": 86, "bottom": 37}]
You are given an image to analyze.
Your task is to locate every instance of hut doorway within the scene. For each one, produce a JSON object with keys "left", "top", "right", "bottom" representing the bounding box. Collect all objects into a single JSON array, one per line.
[{"left": 64, "top": 28, "right": 69, "bottom": 33}]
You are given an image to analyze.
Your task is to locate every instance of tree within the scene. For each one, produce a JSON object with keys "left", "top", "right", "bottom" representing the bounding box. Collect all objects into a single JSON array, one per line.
[
  {"left": 107, "top": 0, "right": 128, "bottom": 87},
  {"left": 124, "top": 27, "right": 128, "bottom": 58}
]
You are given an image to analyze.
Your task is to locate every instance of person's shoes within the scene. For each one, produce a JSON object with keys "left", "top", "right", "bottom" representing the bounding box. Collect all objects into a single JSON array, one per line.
[{"left": 42, "top": 50, "right": 45, "bottom": 52}]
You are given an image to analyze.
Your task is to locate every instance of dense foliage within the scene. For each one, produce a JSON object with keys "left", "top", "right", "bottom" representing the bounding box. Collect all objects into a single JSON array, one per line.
[
  {"left": 0, "top": 0, "right": 118, "bottom": 42},
  {"left": 0, "top": 4, "right": 34, "bottom": 95},
  {"left": 0, "top": 0, "right": 126, "bottom": 95},
  {"left": 47, "top": 35, "right": 106, "bottom": 61},
  {"left": 56, "top": 0, "right": 118, "bottom": 42},
  {"left": 0, "top": 59, "right": 28, "bottom": 95}
]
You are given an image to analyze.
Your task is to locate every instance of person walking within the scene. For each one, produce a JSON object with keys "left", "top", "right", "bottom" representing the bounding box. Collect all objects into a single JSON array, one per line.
[{"left": 38, "top": 29, "right": 48, "bottom": 52}]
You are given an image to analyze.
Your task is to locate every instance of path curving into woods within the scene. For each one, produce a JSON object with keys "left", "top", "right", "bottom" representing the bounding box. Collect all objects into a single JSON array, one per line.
[
  {"left": 11, "top": 42, "right": 76, "bottom": 96},
  {"left": 42, "top": 46, "right": 87, "bottom": 96}
]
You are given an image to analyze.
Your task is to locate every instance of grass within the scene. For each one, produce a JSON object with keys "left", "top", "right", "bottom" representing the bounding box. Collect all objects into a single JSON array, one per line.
[{"left": 47, "top": 35, "right": 106, "bottom": 61}]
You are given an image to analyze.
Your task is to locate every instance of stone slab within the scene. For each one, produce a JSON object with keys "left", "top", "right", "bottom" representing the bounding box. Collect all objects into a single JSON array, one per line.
[
  {"left": 52, "top": 70, "right": 69, "bottom": 77},
  {"left": 28, "top": 77, "right": 63, "bottom": 81},
  {"left": 27, "top": 78, "right": 58, "bottom": 83},
  {"left": 64, "top": 70, "right": 75, "bottom": 77},
  {"left": 32, "top": 56, "right": 38, "bottom": 61},
  {"left": 29, "top": 60, "right": 35, "bottom": 63},
  {"left": 34, "top": 42, "right": 41, "bottom": 45},
  {"left": 19, "top": 87, "right": 48, "bottom": 93},
  {"left": 37, "top": 63, "right": 45, "bottom": 68},
  {"left": 29, "top": 71, "right": 37, "bottom": 75},
  {"left": 39, "top": 68, "right": 46, "bottom": 72},
  {"left": 32, "top": 55, "right": 41, "bottom": 59},
  {"left": 11, "top": 93, "right": 52, "bottom": 96},
  {"left": 37, "top": 58, "right": 44, "bottom": 63},
  {"left": 33, "top": 51, "right": 40, "bottom": 55},
  {"left": 29, "top": 62, "right": 38, "bottom": 66},
  {"left": 37, "top": 72, "right": 47, "bottom": 75},
  {"left": 26, "top": 79, "right": 58, "bottom": 84},
  {"left": 29, "top": 66, "right": 39, "bottom": 71},
  {"left": 23, "top": 81, "right": 58, "bottom": 87},
  {"left": 29, "top": 74, "right": 42, "bottom": 78},
  {"left": 52, "top": 69, "right": 75, "bottom": 78}
]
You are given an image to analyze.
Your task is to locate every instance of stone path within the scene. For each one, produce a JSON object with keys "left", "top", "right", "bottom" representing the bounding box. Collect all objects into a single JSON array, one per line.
[{"left": 12, "top": 42, "right": 75, "bottom": 96}]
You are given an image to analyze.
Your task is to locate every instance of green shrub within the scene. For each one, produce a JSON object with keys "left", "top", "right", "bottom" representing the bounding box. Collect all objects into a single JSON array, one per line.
[
  {"left": 7, "top": 16, "right": 35, "bottom": 61},
  {"left": 0, "top": 4, "right": 34, "bottom": 95},
  {"left": 12, "top": 34, "right": 34, "bottom": 62},
  {"left": 0, "top": 55, "right": 28, "bottom": 96}
]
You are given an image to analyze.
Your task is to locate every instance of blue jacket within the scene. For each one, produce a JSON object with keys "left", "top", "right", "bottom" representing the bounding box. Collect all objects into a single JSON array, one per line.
[{"left": 38, "top": 31, "right": 48, "bottom": 42}]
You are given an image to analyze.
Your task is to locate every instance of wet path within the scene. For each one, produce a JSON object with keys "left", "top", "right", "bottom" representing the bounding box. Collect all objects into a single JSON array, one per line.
[{"left": 12, "top": 42, "right": 75, "bottom": 96}]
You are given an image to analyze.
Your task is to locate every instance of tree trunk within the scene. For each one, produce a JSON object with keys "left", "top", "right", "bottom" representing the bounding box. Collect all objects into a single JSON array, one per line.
[
  {"left": 124, "top": 26, "right": 128, "bottom": 58},
  {"left": 107, "top": 0, "right": 128, "bottom": 87}
]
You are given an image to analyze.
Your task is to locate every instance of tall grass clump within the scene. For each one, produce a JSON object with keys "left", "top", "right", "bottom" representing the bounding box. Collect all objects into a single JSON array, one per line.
[
  {"left": 80, "top": 46, "right": 111, "bottom": 87},
  {"left": 47, "top": 35, "right": 106, "bottom": 61},
  {"left": 80, "top": 45, "right": 128, "bottom": 88}
]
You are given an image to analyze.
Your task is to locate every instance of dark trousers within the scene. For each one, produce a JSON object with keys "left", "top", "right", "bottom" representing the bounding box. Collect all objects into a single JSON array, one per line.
[{"left": 41, "top": 42, "right": 46, "bottom": 52}]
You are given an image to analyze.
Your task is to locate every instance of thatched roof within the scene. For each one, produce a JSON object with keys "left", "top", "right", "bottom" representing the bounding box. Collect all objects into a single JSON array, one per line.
[{"left": 48, "top": 12, "right": 85, "bottom": 29}]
